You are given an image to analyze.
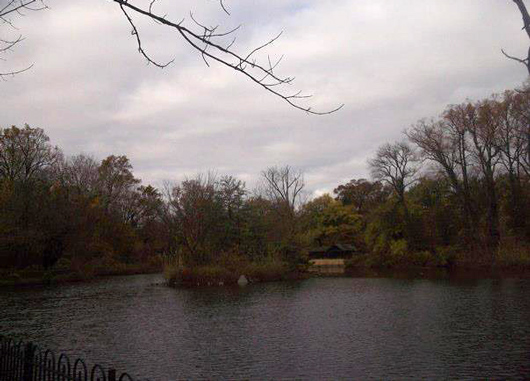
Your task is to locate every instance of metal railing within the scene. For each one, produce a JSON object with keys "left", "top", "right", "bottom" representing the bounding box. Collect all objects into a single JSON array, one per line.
[{"left": 0, "top": 336, "right": 149, "bottom": 381}]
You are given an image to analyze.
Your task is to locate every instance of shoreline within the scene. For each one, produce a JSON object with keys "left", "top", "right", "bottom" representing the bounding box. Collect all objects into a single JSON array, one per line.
[
  {"left": 3, "top": 263, "right": 530, "bottom": 289},
  {"left": 344, "top": 265, "right": 530, "bottom": 280},
  {"left": 0, "top": 266, "right": 162, "bottom": 288}
]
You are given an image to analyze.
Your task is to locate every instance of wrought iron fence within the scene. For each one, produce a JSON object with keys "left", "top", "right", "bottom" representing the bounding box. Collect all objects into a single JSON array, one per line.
[{"left": 0, "top": 336, "right": 149, "bottom": 381}]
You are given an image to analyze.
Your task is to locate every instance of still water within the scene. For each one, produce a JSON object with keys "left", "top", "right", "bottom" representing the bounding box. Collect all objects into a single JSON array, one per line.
[{"left": 1, "top": 274, "right": 530, "bottom": 380}]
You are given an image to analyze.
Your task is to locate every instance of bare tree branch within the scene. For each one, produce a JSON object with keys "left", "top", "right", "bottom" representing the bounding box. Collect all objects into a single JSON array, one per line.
[
  {"left": 260, "top": 165, "right": 305, "bottom": 213},
  {"left": 0, "top": 63, "right": 33, "bottom": 80},
  {"left": 218, "top": 0, "right": 230, "bottom": 16},
  {"left": 119, "top": 3, "right": 174, "bottom": 68},
  {"left": 0, "top": 34, "right": 24, "bottom": 52},
  {"left": 112, "top": 0, "right": 343, "bottom": 115},
  {"left": 0, "top": 0, "right": 45, "bottom": 19},
  {"left": 0, "top": 0, "right": 47, "bottom": 80},
  {"left": 506, "top": 0, "right": 530, "bottom": 75},
  {"left": 502, "top": 48, "right": 529, "bottom": 70}
]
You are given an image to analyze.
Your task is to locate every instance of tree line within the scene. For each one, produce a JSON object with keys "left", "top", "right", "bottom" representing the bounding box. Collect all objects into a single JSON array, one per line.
[
  {"left": 1, "top": 85, "right": 529, "bottom": 277},
  {"left": 326, "top": 85, "right": 530, "bottom": 267},
  {"left": 0, "top": 126, "right": 309, "bottom": 276}
]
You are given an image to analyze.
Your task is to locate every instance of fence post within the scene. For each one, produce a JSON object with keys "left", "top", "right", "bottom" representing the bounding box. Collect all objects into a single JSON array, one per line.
[
  {"left": 23, "top": 342, "right": 35, "bottom": 381},
  {"left": 108, "top": 368, "right": 117, "bottom": 381}
]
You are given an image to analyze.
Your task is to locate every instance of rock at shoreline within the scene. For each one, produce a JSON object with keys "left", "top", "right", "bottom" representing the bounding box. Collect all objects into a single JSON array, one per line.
[{"left": 237, "top": 275, "right": 248, "bottom": 286}]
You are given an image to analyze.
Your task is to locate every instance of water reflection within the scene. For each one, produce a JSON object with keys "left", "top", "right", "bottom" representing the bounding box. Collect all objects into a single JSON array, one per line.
[{"left": 1, "top": 274, "right": 529, "bottom": 380}]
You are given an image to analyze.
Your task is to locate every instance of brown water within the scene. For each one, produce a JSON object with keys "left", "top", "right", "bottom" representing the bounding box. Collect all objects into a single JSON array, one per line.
[{"left": 1, "top": 274, "right": 530, "bottom": 380}]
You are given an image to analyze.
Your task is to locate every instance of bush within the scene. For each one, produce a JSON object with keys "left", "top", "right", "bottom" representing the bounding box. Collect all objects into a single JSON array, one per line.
[
  {"left": 17, "top": 264, "right": 44, "bottom": 279},
  {"left": 217, "top": 251, "right": 250, "bottom": 271},
  {"left": 390, "top": 239, "right": 408, "bottom": 257},
  {"left": 244, "top": 260, "right": 288, "bottom": 282},
  {"left": 351, "top": 241, "right": 436, "bottom": 268},
  {"left": 53, "top": 256, "right": 72, "bottom": 271},
  {"left": 495, "top": 241, "right": 530, "bottom": 267},
  {"left": 434, "top": 246, "right": 458, "bottom": 267},
  {"left": 163, "top": 253, "right": 292, "bottom": 286},
  {"left": 163, "top": 263, "right": 179, "bottom": 285},
  {"left": 344, "top": 254, "right": 371, "bottom": 269},
  {"left": 279, "top": 243, "right": 308, "bottom": 270},
  {"left": 147, "top": 254, "right": 164, "bottom": 269},
  {"left": 408, "top": 251, "right": 433, "bottom": 267}
]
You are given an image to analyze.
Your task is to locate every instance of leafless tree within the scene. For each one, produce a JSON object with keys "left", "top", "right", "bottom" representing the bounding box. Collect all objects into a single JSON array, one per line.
[
  {"left": 57, "top": 154, "right": 100, "bottom": 196},
  {"left": 368, "top": 141, "right": 419, "bottom": 206},
  {"left": 408, "top": 120, "right": 460, "bottom": 186},
  {"left": 408, "top": 118, "right": 478, "bottom": 236},
  {"left": 113, "top": 0, "right": 343, "bottom": 115},
  {"left": 511, "top": 84, "right": 530, "bottom": 173},
  {"left": 494, "top": 91, "right": 528, "bottom": 233},
  {"left": 0, "top": 0, "right": 47, "bottom": 80},
  {"left": 260, "top": 165, "right": 305, "bottom": 214},
  {"left": 468, "top": 99, "right": 503, "bottom": 247},
  {"left": 495, "top": 91, "right": 528, "bottom": 179}
]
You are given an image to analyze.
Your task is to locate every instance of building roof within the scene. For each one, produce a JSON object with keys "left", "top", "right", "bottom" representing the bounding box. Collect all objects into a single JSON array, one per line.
[
  {"left": 309, "top": 243, "right": 357, "bottom": 253},
  {"left": 333, "top": 243, "right": 356, "bottom": 251}
]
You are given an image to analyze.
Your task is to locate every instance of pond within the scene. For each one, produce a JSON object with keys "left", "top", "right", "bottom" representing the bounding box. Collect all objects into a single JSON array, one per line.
[{"left": 1, "top": 274, "right": 529, "bottom": 380}]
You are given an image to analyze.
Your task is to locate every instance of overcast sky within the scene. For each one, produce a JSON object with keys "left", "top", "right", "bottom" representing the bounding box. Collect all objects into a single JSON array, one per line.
[{"left": 1, "top": 0, "right": 528, "bottom": 195}]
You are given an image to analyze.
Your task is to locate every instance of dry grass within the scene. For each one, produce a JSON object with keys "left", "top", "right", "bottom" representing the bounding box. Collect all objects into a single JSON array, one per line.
[{"left": 164, "top": 257, "right": 294, "bottom": 286}]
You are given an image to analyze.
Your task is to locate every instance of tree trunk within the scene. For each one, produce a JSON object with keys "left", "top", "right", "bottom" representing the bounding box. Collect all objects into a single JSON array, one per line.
[
  {"left": 486, "top": 178, "right": 500, "bottom": 250},
  {"left": 526, "top": 126, "right": 530, "bottom": 165}
]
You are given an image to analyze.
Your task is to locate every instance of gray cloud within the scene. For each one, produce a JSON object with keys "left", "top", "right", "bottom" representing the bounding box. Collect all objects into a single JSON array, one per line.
[{"left": 1, "top": 0, "right": 527, "bottom": 195}]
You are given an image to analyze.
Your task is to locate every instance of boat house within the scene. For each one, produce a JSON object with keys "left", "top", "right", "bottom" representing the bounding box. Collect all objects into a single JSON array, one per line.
[{"left": 308, "top": 244, "right": 358, "bottom": 259}]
